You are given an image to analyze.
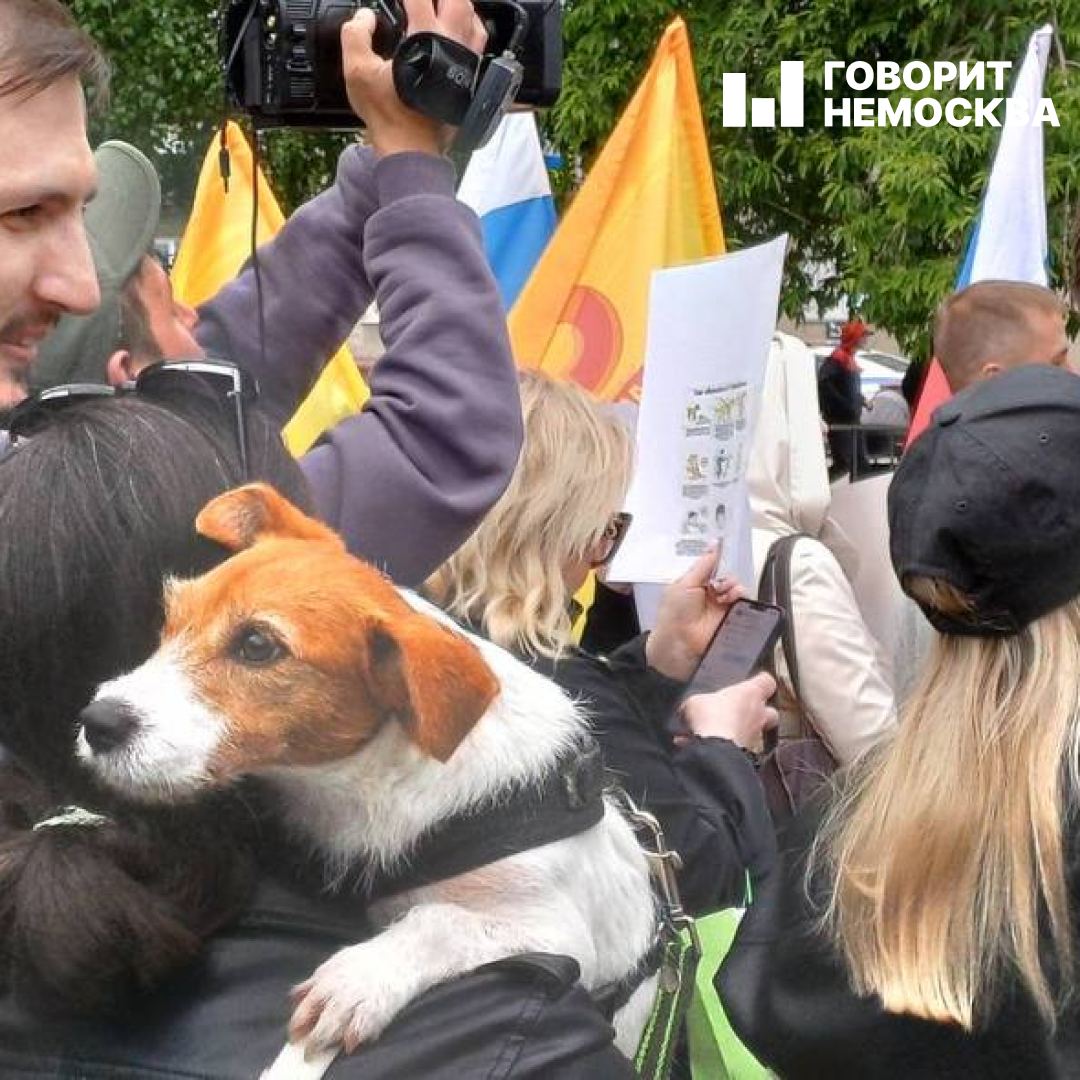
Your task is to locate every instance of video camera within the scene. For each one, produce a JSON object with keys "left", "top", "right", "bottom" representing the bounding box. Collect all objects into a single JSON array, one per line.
[{"left": 221, "top": 0, "right": 561, "bottom": 148}]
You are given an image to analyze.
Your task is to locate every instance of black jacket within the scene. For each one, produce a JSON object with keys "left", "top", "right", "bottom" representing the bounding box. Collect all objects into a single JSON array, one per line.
[
  {"left": 817, "top": 356, "right": 867, "bottom": 476},
  {"left": 719, "top": 807, "right": 1080, "bottom": 1078},
  {"left": 528, "top": 636, "right": 775, "bottom": 914},
  {"left": 817, "top": 356, "right": 862, "bottom": 428},
  {"left": 0, "top": 867, "right": 634, "bottom": 1079}
]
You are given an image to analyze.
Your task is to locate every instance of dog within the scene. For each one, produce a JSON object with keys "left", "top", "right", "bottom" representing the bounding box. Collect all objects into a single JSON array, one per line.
[{"left": 77, "top": 484, "right": 658, "bottom": 1070}]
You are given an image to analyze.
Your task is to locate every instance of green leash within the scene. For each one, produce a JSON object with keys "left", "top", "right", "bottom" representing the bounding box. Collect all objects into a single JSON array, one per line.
[
  {"left": 618, "top": 796, "right": 700, "bottom": 1080},
  {"left": 619, "top": 795, "right": 772, "bottom": 1080},
  {"left": 633, "top": 924, "right": 699, "bottom": 1077}
]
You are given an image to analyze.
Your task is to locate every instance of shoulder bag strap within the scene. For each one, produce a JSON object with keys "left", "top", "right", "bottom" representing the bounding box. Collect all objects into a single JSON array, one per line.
[{"left": 758, "top": 534, "right": 812, "bottom": 739}]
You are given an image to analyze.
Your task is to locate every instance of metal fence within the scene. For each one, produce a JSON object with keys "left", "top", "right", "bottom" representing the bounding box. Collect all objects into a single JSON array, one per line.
[{"left": 827, "top": 424, "right": 909, "bottom": 481}]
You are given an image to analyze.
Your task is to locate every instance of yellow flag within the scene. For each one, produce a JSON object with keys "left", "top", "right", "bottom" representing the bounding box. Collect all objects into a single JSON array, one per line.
[
  {"left": 172, "top": 122, "right": 285, "bottom": 304},
  {"left": 570, "top": 572, "right": 596, "bottom": 645},
  {"left": 172, "top": 122, "right": 369, "bottom": 456},
  {"left": 509, "top": 18, "right": 723, "bottom": 402}
]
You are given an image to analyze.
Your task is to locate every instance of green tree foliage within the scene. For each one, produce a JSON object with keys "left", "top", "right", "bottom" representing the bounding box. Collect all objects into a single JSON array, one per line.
[
  {"left": 551, "top": 0, "right": 1080, "bottom": 354},
  {"left": 69, "top": 0, "right": 348, "bottom": 229},
  {"left": 69, "top": 1, "right": 1080, "bottom": 353}
]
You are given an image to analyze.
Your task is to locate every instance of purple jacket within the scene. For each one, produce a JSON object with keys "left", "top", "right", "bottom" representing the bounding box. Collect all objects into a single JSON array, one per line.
[{"left": 196, "top": 148, "right": 523, "bottom": 586}]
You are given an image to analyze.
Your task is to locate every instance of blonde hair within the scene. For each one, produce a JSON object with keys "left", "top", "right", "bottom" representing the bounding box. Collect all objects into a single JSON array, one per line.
[
  {"left": 815, "top": 578, "right": 1080, "bottom": 1031},
  {"left": 427, "top": 371, "right": 633, "bottom": 659}
]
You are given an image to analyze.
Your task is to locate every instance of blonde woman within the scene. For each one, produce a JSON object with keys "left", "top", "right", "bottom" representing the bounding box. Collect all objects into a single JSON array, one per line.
[
  {"left": 721, "top": 364, "right": 1080, "bottom": 1077},
  {"left": 428, "top": 372, "right": 778, "bottom": 914}
]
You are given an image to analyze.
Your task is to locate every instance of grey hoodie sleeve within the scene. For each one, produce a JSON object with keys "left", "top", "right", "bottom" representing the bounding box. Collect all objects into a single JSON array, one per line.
[
  {"left": 196, "top": 145, "right": 380, "bottom": 425},
  {"left": 195, "top": 147, "right": 523, "bottom": 587}
]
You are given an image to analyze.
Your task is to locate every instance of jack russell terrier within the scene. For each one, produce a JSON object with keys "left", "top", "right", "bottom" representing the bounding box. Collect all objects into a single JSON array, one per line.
[{"left": 77, "top": 484, "right": 659, "bottom": 1072}]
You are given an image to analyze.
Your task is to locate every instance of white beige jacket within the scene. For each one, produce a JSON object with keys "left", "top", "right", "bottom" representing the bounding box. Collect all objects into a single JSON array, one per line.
[{"left": 747, "top": 333, "right": 897, "bottom": 765}]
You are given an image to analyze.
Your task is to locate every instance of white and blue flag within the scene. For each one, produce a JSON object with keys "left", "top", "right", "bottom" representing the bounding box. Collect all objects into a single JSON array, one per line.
[
  {"left": 909, "top": 24, "right": 1054, "bottom": 441},
  {"left": 956, "top": 24, "right": 1052, "bottom": 288},
  {"left": 458, "top": 114, "right": 557, "bottom": 308}
]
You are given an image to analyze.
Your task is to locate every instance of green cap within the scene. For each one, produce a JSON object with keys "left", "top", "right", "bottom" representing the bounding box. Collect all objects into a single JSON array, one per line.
[{"left": 31, "top": 141, "right": 162, "bottom": 390}]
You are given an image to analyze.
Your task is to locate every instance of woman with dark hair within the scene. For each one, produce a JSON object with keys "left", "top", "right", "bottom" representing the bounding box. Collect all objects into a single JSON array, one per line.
[{"left": 0, "top": 389, "right": 633, "bottom": 1078}]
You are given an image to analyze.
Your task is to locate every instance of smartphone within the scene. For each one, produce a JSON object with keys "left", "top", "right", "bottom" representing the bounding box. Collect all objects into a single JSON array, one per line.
[{"left": 685, "top": 598, "right": 785, "bottom": 697}]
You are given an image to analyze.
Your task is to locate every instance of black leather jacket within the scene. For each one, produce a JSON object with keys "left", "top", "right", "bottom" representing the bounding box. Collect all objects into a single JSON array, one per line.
[
  {"left": 0, "top": 869, "right": 634, "bottom": 1079},
  {"left": 528, "top": 636, "right": 776, "bottom": 914}
]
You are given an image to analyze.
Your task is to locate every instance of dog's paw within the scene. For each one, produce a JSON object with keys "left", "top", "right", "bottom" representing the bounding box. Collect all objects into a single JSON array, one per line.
[{"left": 289, "top": 944, "right": 407, "bottom": 1055}]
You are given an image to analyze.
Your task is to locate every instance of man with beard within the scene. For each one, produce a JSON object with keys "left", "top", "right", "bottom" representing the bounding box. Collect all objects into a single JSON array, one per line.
[
  {"left": 18, "top": 2, "right": 523, "bottom": 591},
  {"left": 0, "top": 0, "right": 105, "bottom": 414}
]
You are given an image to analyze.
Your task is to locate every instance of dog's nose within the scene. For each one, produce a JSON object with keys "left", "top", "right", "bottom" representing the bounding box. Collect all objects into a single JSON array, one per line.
[{"left": 80, "top": 699, "right": 141, "bottom": 754}]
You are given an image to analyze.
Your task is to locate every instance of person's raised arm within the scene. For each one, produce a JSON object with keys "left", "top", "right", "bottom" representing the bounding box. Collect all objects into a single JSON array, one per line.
[
  {"left": 195, "top": 144, "right": 380, "bottom": 428},
  {"left": 299, "top": 0, "right": 522, "bottom": 585},
  {"left": 195, "top": 0, "right": 486, "bottom": 426}
]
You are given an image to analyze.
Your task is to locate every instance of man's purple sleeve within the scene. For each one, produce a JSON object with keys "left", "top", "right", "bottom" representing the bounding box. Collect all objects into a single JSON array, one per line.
[{"left": 195, "top": 147, "right": 523, "bottom": 587}]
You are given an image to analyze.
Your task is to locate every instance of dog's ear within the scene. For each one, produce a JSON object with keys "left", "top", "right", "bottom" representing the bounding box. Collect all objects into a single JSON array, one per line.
[
  {"left": 196, "top": 484, "right": 344, "bottom": 553},
  {"left": 367, "top": 617, "right": 499, "bottom": 763}
]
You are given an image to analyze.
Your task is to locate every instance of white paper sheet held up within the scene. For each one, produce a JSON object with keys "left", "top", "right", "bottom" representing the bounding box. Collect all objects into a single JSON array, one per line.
[{"left": 609, "top": 236, "right": 787, "bottom": 587}]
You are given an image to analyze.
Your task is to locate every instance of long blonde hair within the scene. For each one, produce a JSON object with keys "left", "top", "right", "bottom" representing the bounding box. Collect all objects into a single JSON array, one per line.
[
  {"left": 815, "top": 578, "right": 1080, "bottom": 1031},
  {"left": 427, "top": 371, "right": 633, "bottom": 659}
]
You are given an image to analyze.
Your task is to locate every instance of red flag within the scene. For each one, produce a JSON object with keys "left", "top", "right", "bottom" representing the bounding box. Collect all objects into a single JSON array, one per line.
[{"left": 906, "top": 360, "right": 951, "bottom": 446}]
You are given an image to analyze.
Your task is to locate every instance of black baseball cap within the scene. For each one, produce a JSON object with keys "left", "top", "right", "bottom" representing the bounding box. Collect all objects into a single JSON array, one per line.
[{"left": 889, "top": 364, "right": 1080, "bottom": 636}]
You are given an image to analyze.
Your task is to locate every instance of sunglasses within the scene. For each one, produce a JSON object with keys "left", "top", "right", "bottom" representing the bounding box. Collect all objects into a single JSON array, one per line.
[
  {"left": 590, "top": 511, "right": 633, "bottom": 570},
  {"left": 7, "top": 360, "right": 258, "bottom": 478}
]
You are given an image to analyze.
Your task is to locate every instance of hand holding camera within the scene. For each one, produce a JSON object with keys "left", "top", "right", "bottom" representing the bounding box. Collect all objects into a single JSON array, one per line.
[
  {"left": 223, "top": 0, "right": 562, "bottom": 152},
  {"left": 343, "top": 0, "right": 485, "bottom": 156}
]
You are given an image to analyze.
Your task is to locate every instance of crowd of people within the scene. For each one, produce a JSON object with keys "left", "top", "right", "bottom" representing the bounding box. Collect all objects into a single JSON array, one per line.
[{"left": 0, "top": 1, "right": 1078, "bottom": 1078}]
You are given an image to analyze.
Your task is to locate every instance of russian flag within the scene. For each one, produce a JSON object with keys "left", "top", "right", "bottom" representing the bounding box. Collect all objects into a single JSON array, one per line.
[
  {"left": 955, "top": 26, "right": 1051, "bottom": 291},
  {"left": 458, "top": 114, "right": 557, "bottom": 309},
  {"left": 908, "top": 24, "right": 1053, "bottom": 443}
]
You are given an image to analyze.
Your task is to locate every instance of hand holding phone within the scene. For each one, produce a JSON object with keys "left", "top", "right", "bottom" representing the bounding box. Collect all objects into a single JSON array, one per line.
[
  {"left": 646, "top": 547, "right": 747, "bottom": 682},
  {"left": 684, "top": 598, "right": 784, "bottom": 697},
  {"left": 679, "top": 672, "right": 779, "bottom": 751}
]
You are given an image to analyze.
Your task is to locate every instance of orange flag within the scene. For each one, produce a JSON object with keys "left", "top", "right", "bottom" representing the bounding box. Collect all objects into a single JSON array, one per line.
[
  {"left": 509, "top": 18, "right": 724, "bottom": 402},
  {"left": 172, "top": 122, "right": 369, "bottom": 456}
]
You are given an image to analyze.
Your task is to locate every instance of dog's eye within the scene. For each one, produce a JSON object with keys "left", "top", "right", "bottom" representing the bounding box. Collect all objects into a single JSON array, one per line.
[{"left": 232, "top": 628, "right": 286, "bottom": 665}]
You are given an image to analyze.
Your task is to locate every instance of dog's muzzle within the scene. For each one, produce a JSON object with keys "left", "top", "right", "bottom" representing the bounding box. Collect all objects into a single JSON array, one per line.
[{"left": 79, "top": 698, "right": 142, "bottom": 754}]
